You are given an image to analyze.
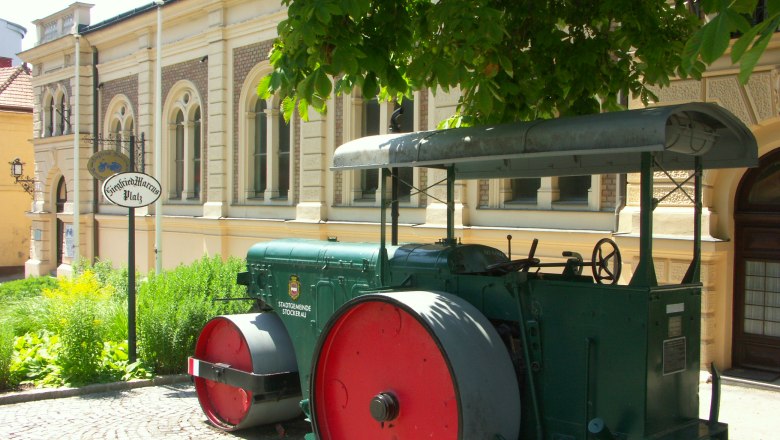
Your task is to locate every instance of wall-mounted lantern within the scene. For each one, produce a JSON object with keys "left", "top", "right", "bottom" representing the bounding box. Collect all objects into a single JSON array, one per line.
[{"left": 9, "top": 158, "right": 36, "bottom": 196}]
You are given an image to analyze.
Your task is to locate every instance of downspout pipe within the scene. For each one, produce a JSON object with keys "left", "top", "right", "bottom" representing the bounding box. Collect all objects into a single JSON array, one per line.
[
  {"left": 92, "top": 47, "right": 99, "bottom": 262},
  {"left": 73, "top": 30, "right": 81, "bottom": 263},
  {"left": 154, "top": 0, "right": 163, "bottom": 273}
]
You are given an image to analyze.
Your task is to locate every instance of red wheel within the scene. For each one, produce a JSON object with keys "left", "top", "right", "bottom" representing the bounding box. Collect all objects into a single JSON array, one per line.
[
  {"left": 311, "top": 291, "right": 520, "bottom": 439},
  {"left": 192, "top": 313, "right": 301, "bottom": 431}
]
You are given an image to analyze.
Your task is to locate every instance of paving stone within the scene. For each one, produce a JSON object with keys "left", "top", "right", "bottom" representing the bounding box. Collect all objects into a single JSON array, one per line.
[{"left": 0, "top": 383, "right": 310, "bottom": 439}]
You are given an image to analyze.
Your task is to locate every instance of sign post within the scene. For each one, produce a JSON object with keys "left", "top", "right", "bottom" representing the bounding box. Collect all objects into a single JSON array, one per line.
[{"left": 100, "top": 138, "right": 161, "bottom": 363}]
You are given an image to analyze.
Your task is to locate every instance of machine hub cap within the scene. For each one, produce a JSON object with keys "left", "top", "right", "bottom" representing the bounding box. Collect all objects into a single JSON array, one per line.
[{"left": 370, "top": 392, "right": 400, "bottom": 422}]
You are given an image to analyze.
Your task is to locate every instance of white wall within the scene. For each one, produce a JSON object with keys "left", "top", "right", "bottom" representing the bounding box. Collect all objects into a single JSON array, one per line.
[{"left": 0, "top": 19, "right": 26, "bottom": 65}]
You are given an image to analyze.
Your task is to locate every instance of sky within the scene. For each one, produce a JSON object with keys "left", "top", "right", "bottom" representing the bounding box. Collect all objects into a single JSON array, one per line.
[{"left": 8, "top": 1, "right": 152, "bottom": 51}]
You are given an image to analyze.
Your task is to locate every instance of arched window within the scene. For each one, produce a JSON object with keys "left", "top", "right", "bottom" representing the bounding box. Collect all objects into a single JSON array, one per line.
[
  {"left": 104, "top": 97, "right": 135, "bottom": 156},
  {"left": 58, "top": 95, "right": 67, "bottom": 135},
  {"left": 351, "top": 95, "right": 416, "bottom": 203},
  {"left": 393, "top": 98, "right": 414, "bottom": 201},
  {"left": 277, "top": 108, "right": 290, "bottom": 199},
  {"left": 252, "top": 99, "right": 268, "bottom": 198},
  {"left": 193, "top": 107, "right": 201, "bottom": 199},
  {"left": 243, "top": 97, "right": 292, "bottom": 201},
  {"left": 111, "top": 119, "right": 123, "bottom": 151},
  {"left": 55, "top": 177, "right": 67, "bottom": 267},
  {"left": 359, "top": 97, "right": 380, "bottom": 200},
  {"left": 239, "top": 65, "right": 294, "bottom": 205},
  {"left": 165, "top": 84, "right": 203, "bottom": 202},
  {"left": 174, "top": 109, "right": 185, "bottom": 198},
  {"left": 47, "top": 95, "right": 55, "bottom": 136}
]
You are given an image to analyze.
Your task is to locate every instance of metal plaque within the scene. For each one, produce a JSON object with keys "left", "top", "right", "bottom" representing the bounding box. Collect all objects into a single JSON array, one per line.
[{"left": 662, "top": 337, "right": 686, "bottom": 375}]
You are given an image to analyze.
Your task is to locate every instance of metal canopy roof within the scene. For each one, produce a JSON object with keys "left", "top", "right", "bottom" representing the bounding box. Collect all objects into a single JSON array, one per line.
[{"left": 332, "top": 103, "right": 758, "bottom": 179}]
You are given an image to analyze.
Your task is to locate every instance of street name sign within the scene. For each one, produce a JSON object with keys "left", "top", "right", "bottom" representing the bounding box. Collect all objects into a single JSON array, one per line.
[{"left": 102, "top": 172, "right": 161, "bottom": 208}]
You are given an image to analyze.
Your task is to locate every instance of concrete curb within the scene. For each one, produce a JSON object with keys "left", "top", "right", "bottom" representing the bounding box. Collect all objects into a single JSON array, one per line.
[
  {"left": 722, "top": 375, "right": 780, "bottom": 393},
  {"left": 0, "top": 374, "right": 191, "bottom": 406}
]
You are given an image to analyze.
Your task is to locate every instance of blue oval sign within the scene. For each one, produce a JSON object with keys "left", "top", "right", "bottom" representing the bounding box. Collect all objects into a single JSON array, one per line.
[
  {"left": 102, "top": 172, "right": 162, "bottom": 208},
  {"left": 87, "top": 149, "right": 131, "bottom": 180}
]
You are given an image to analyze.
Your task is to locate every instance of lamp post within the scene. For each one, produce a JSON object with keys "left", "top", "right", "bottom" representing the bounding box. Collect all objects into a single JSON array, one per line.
[{"left": 8, "top": 158, "right": 35, "bottom": 196}]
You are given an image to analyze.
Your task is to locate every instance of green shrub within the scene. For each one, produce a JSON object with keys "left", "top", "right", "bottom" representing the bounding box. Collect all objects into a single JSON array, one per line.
[
  {"left": 10, "top": 331, "right": 63, "bottom": 388},
  {"left": 100, "top": 340, "right": 152, "bottom": 382},
  {"left": 43, "top": 271, "right": 118, "bottom": 384},
  {"left": 73, "top": 258, "right": 130, "bottom": 299},
  {"left": 137, "top": 255, "right": 247, "bottom": 374},
  {"left": 0, "top": 325, "right": 14, "bottom": 390},
  {"left": 72, "top": 259, "right": 132, "bottom": 342},
  {"left": 4, "top": 256, "right": 246, "bottom": 387},
  {"left": 58, "top": 300, "right": 105, "bottom": 384}
]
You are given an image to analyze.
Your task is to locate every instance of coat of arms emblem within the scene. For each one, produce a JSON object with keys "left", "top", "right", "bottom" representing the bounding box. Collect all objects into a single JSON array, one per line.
[{"left": 288, "top": 275, "right": 301, "bottom": 301}]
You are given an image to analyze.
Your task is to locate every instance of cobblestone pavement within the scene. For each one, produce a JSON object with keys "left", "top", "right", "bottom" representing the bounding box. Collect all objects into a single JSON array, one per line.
[
  {"left": 0, "top": 382, "right": 311, "bottom": 440},
  {"left": 0, "top": 380, "right": 777, "bottom": 439}
]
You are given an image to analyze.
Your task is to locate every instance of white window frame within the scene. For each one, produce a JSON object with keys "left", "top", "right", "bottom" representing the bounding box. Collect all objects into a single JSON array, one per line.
[
  {"left": 163, "top": 82, "right": 203, "bottom": 203},
  {"left": 104, "top": 95, "right": 135, "bottom": 153},
  {"left": 42, "top": 86, "right": 69, "bottom": 137},
  {"left": 237, "top": 64, "right": 295, "bottom": 206},
  {"left": 496, "top": 175, "right": 602, "bottom": 211}
]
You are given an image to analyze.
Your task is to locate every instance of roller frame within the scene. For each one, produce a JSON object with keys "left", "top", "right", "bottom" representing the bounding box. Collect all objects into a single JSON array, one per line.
[{"left": 188, "top": 357, "right": 300, "bottom": 398}]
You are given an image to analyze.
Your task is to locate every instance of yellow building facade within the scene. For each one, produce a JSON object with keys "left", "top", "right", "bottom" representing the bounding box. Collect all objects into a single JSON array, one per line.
[{"left": 0, "top": 64, "right": 33, "bottom": 274}]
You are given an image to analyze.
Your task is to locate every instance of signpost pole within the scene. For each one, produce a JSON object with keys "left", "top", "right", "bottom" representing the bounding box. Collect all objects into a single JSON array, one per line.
[
  {"left": 94, "top": 138, "right": 161, "bottom": 364},
  {"left": 128, "top": 135, "right": 137, "bottom": 363}
]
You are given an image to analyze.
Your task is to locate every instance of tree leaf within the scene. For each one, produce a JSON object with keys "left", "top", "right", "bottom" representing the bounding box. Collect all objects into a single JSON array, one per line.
[
  {"left": 362, "top": 73, "right": 378, "bottom": 99},
  {"left": 738, "top": 31, "right": 771, "bottom": 84},
  {"left": 386, "top": 65, "right": 407, "bottom": 93},
  {"left": 680, "top": 28, "right": 704, "bottom": 72},
  {"left": 497, "top": 53, "right": 514, "bottom": 79},
  {"left": 256, "top": 74, "right": 273, "bottom": 100},
  {"left": 730, "top": 25, "right": 761, "bottom": 63},
  {"left": 768, "top": 0, "right": 780, "bottom": 18},
  {"left": 296, "top": 72, "right": 316, "bottom": 101},
  {"left": 314, "top": 69, "right": 333, "bottom": 97},
  {"left": 730, "top": 0, "right": 760, "bottom": 14},
  {"left": 293, "top": 96, "right": 307, "bottom": 121},
  {"left": 475, "top": 85, "right": 493, "bottom": 116},
  {"left": 699, "top": 14, "right": 731, "bottom": 63}
]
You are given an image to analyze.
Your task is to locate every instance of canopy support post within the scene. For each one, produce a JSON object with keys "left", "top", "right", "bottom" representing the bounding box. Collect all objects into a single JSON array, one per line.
[
  {"left": 391, "top": 167, "right": 399, "bottom": 246},
  {"left": 683, "top": 156, "right": 703, "bottom": 284},
  {"left": 445, "top": 165, "right": 456, "bottom": 246},
  {"left": 380, "top": 168, "right": 390, "bottom": 285},
  {"left": 630, "top": 152, "right": 658, "bottom": 287}
]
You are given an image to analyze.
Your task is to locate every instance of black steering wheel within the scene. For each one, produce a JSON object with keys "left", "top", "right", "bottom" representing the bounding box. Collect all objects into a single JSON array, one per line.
[{"left": 591, "top": 238, "right": 622, "bottom": 285}]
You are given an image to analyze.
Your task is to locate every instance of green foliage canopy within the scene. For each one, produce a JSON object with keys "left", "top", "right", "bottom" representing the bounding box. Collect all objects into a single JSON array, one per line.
[{"left": 259, "top": 0, "right": 778, "bottom": 125}]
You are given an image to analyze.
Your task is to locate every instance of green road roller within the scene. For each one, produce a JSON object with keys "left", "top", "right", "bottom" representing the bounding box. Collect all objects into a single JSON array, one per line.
[{"left": 189, "top": 103, "right": 757, "bottom": 439}]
